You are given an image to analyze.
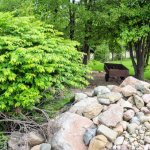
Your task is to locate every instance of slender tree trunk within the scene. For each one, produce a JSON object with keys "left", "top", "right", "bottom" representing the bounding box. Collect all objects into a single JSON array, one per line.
[
  {"left": 144, "top": 34, "right": 150, "bottom": 67},
  {"left": 129, "top": 42, "right": 137, "bottom": 75},
  {"left": 69, "top": 0, "right": 75, "bottom": 40},
  {"left": 82, "top": 0, "right": 92, "bottom": 64},
  {"left": 83, "top": 41, "right": 90, "bottom": 64}
]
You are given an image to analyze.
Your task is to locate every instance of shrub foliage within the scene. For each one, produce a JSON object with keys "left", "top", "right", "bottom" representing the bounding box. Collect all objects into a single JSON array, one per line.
[{"left": 0, "top": 12, "right": 89, "bottom": 111}]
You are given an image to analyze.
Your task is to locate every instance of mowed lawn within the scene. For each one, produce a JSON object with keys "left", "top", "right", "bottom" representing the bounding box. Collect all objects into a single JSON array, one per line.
[{"left": 88, "top": 59, "right": 150, "bottom": 80}]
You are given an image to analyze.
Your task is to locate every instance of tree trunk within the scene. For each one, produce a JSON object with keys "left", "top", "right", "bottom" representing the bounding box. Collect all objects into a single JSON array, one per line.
[
  {"left": 129, "top": 38, "right": 146, "bottom": 80},
  {"left": 144, "top": 34, "right": 150, "bottom": 67},
  {"left": 83, "top": 42, "right": 90, "bottom": 64},
  {"left": 69, "top": 0, "right": 75, "bottom": 40},
  {"left": 82, "top": 0, "right": 92, "bottom": 64}
]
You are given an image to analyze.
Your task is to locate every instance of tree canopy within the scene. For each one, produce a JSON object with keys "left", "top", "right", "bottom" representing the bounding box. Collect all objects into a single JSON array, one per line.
[{"left": 0, "top": 0, "right": 150, "bottom": 78}]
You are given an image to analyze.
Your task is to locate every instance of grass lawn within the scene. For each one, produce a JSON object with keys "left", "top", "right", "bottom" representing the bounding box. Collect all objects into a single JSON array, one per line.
[{"left": 88, "top": 59, "right": 150, "bottom": 80}]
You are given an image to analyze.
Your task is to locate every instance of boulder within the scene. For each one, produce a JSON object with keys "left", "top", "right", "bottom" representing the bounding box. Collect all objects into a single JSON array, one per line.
[
  {"left": 117, "top": 99, "right": 133, "bottom": 109},
  {"left": 97, "top": 98, "right": 110, "bottom": 105},
  {"left": 120, "top": 144, "right": 128, "bottom": 150},
  {"left": 24, "top": 132, "right": 44, "bottom": 147},
  {"left": 97, "top": 125, "right": 118, "bottom": 142},
  {"left": 132, "top": 106, "right": 140, "bottom": 113},
  {"left": 88, "top": 135, "right": 108, "bottom": 150},
  {"left": 139, "top": 115, "right": 150, "bottom": 123},
  {"left": 31, "top": 145, "right": 40, "bottom": 150},
  {"left": 135, "top": 84, "right": 150, "bottom": 94},
  {"left": 8, "top": 132, "right": 30, "bottom": 150},
  {"left": 115, "top": 136, "right": 124, "bottom": 145},
  {"left": 83, "top": 125, "right": 97, "bottom": 146},
  {"left": 69, "top": 97, "right": 98, "bottom": 116},
  {"left": 106, "top": 142, "right": 113, "bottom": 150},
  {"left": 121, "top": 85, "right": 137, "bottom": 97},
  {"left": 142, "top": 94, "right": 150, "bottom": 104},
  {"left": 107, "top": 85, "right": 116, "bottom": 90},
  {"left": 127, "top": 96, "right": 135, "bottom": 105},
  {"left": 136, "top": 111, "right": 144, "bottom": 118},
  {"left": 133, "top": 95, "right": 144, "bottom": 109},
  {"left": 113, "top": 124, "right": 124, "bottom": 135},
  {"left": 93, "top": 86, "right": 110, "bottom": 96},
  {"left": 75, "top": 93, "right": 88, "bottom": 102},
  {"left": 92, "top": 116, "right": 99, "bottom": 125},
  {"left": 130, "top": 116, "right": 140, "bottom": 125},
  {"left": 127, "top": 123, "right": 138, "bottom": 134},
  {"left": 141, "top": 107, "right": 150, "bottom": 114},
  {"left": 98, "top": 92, "right": 122, "bottom": 104},
  {"left": 51, "top": 112, "right": 93, "bottom": 150},
  {"left": 40, "top": 143, "right": 51, "bottom": 150},
  {"left": 147, "top": 103, "right": 150, "bottom": 109},
  {"left": 120, "top": 121, "right": 128, "bottom": 130},
  {"left": 8, "top": 132, "right": 24, "bottom": 150},
  {"left": 136, "top": 91, "right": 143, "bottom": 97},
  {"left": 82, "top": 103, "right": 103, "bottom": 119},
  {"left": 144, "top": 122, "right": 150, "bottom": 130},
  {"left": 98, "top": 104, "right": 123, "bottom": 127},
  {"left": 123, "top": 109, "right": 135, "bottom": 121},
  {"left": 112, "top": 86, "right": 122, "bottom": 93},
  {"left": 144, "top": 136, "right": 150, "bottom": 144},
  {"left": 120, "top": 76, "right": 150, "bottom": 89}
]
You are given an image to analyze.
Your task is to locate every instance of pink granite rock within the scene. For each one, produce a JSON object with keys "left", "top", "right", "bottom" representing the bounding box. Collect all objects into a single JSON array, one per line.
[
  {"left": 98, "top": 104, "right": 123, "bottom": 127},
  {"left": 121, "top": 85, "right": 137, "bottom": 97},
  {"left": 142, "top": 94, "right": 150, "bottom": 104},
  {"left": 51, "top": 112, "right": 93, "bottom": 150},
  {"left": 123, "top": 109, "right": 135, "bottom": 121}
]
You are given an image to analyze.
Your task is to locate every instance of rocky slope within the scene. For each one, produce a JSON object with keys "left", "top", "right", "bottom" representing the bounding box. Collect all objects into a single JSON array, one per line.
[{"left": 8, "top": 76, "right": 150, "bottom": 150}]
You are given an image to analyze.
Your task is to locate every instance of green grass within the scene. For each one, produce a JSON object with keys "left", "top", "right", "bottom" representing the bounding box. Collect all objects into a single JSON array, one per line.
[
  {"left": 88, "top": 60, "right": 104, "bottom": 72},
  {"left": 88, "top": 59, "right": 150, "bottom": 80}
]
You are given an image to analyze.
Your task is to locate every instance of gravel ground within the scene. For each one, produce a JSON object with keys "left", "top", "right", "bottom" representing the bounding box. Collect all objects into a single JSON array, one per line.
[{"left": 72, "top": 71, "right": 119, "bottom": 94}]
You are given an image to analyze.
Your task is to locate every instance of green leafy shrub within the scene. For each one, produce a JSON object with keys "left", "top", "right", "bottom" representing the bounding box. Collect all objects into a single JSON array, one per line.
[{"left": 0, "top": 12, "right": 89, "bottom": 111}]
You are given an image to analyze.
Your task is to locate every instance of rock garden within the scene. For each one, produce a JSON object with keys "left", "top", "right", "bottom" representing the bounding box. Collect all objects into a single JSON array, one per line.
[{"left": 8, "top": 76, "right": 150, "bottom": 150}]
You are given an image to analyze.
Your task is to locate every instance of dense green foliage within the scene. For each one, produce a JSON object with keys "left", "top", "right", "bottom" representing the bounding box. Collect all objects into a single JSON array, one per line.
[
  {"left": 0, "top": 133, "right": 8, "bottom": 150},
  {"left": 94, "top": 41, "right": 109, "bottom": 62},
  {"left": 0, "top": 1, "right": 149, "bottom": 78},
  {"left": 0, "top": 12, "right": 89, "bottom": 111}
]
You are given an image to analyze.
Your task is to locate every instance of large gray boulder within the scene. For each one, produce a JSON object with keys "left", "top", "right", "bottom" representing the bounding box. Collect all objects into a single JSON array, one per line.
[
  {"left": 74, "top": 93, "right": 88, "bottom": 102},
  {"left": 120, "top": 76, "right": 150, "bottom": 89},
  {"left": 51, "top": 112, "right": 93, "bottom": 150},
  {"left": 83, "top": 125, "right": 97, "bottom": 146},
  {"left": 93, "top": 86, "right": 111, "bottom": 96},
  {"left": 97, "top": 92, "right": 122, "bottom": 104},
  {"left": 133, "top": 95, "right": 144, "bottom": 109},
  {"left": 69, "top": 97, "right": 99, "bottom": 116}
]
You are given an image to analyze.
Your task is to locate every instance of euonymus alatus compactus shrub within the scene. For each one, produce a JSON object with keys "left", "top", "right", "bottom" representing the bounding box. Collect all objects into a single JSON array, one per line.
[{"left": 0, "top": 12, "right": 89, "bottom": 111}]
